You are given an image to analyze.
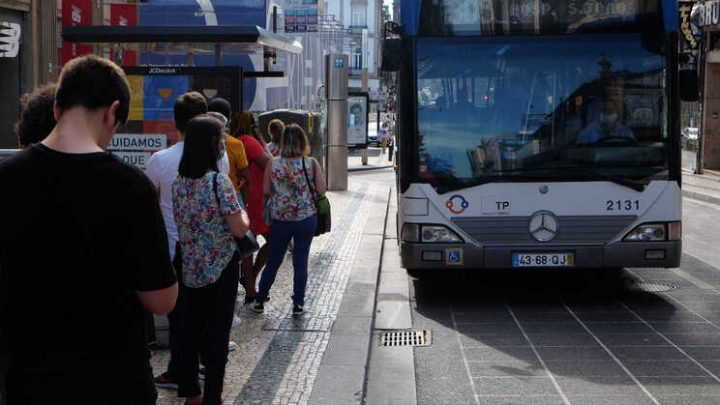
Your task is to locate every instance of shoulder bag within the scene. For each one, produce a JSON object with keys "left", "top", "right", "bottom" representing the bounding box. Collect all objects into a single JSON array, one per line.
[
  {"left": 302, "top": 157, "right": 331, "bottom": 236},
  {"left": 213, "top": 173, "right": 260, "bottom": 258}
]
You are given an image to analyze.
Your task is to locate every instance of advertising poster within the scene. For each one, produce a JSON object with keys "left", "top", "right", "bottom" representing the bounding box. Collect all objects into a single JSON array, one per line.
[
  {"left": 122, "top": 67, "right": 242, "bottom": 150},
  {"left": 110, "top": 4, "right": 138, "bottom": 66},
  {"left": 348, "top": 93, "right": 368, "bottom": 147},
  {"left": 61, "top": 0, "right": 93, "bottom": 65}
]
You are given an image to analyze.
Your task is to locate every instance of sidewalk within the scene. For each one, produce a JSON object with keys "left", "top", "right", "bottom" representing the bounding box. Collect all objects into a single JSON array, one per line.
[
  {"left": 348, "top": 147, "right": 395, "bottom": 172},
  {"left": 683, "top": 169, "right": 720, "bottom": 206},
  {"left": 152, "top": 169, "right": 393, "bottom": 405}
]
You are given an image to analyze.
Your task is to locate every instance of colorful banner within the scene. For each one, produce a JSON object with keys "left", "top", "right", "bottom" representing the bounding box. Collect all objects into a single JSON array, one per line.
[
  {"left": 110, "top": 4, "right": 138, "bottom": 66},
  {"left": 61, "top": 0, "right": 93, "bottom": 65}
]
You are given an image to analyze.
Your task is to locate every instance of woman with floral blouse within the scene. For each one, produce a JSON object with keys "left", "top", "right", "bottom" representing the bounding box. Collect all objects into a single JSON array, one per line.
[
  {"left": 251, "top": 124, "right": 326, "bottom": 316},
  {"left": 172, "top": 114, "right": 249, "bottom": 405}
]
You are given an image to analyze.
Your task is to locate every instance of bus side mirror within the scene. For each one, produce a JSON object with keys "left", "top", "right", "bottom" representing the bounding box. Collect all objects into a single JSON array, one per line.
[
  {"left": 382, "top": 38, "right": 402, "bottom": 72},
  {"left": 680, "top": 69, "right": 700, "bottom": 102}
]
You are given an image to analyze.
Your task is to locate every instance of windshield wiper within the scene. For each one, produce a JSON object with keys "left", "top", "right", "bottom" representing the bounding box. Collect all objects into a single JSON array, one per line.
[{"left": 493, "top": 166, "right": 655, "bottom": 192}]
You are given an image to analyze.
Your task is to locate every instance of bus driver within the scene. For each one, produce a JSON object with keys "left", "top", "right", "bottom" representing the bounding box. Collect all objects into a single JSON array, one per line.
[{"left": 576, "top": 98, "right": 635, "bottom": 144}]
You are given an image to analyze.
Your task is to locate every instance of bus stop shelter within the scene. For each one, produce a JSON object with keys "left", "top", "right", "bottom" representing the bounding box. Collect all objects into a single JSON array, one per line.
[{"left": 61, "top": 24, "right": 302, "bottom": 168}]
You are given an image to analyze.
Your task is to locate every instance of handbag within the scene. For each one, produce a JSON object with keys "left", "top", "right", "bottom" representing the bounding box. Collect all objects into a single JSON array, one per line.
[
  {"left": 213, "top": 173, "right": 260, "bottom": 258},
  {"left": 302, "top": 157, "right": 331, "bottom": 236}
]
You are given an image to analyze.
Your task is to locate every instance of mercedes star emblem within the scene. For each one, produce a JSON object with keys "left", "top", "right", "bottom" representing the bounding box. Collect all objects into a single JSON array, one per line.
[{"left": 529, "top": 211, "right": 559, "bottom": 242}]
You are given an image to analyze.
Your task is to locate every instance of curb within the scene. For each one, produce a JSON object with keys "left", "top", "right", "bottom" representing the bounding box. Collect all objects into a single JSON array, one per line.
[
  {"left": 348, "top": 164, "right": 394, "bottom": 172},
  {"left": 363, "top": 189, "right": 418, "bottom": 405},
  {"left": 308, "top": 185, "right": 391, "bottom": 405},
  {"left": 683, "top": 188, "right": 720, "bottom": 206}
]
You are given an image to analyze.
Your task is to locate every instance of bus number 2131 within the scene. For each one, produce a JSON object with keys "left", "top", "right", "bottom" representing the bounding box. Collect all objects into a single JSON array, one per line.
[{"left": 606, "top": 200, "right": 640, "bottom": 211}]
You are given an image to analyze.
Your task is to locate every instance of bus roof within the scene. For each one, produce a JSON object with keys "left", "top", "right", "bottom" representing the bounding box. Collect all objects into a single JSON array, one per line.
[{"left": 400, "top": 0, "right": 679, "bottom": 37}]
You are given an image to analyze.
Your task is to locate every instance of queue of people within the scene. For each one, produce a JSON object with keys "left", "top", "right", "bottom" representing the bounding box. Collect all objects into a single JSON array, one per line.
[{"left": 0, "top": 54, "right": 328, "bottom": 405}]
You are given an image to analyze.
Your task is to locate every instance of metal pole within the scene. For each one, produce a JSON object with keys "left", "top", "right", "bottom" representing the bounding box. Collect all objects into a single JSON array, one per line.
[
  {"left": 326, "top": 54, "right": 349, "bottom": 190},
  {"left": 273, "top": 6, "right": 278, "bottom": 33},
  {"left": 361, "top": 29, "right": 369, "bottom": 165},
  {"left": 214, "top": 44, "right": 222, "bottom": 66}
]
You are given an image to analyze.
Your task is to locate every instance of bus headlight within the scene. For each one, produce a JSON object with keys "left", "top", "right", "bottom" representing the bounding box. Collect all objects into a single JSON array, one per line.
[
  {"left": 401, "top": 224, "right": 463, "bottom": 243},
  {"left": 421, "top": 225, "right": 462, "bottom": 243},
  {"left": 623, "top": 223, "right": 666, "bottom": 242}
]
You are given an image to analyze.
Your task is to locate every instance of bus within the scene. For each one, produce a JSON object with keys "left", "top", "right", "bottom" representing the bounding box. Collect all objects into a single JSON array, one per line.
[{"left": 384, "top": 0, "right": 691, "bottom": 273}]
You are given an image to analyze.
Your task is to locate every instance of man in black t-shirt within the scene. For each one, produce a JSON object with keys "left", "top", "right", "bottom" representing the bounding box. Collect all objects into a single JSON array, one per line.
[{"left": 0, "top": 55, "right": 178, "bottom": 405}]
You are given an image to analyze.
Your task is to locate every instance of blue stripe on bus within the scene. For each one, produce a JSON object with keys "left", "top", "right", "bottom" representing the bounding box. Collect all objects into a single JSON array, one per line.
[
  {"left": 400, "top": 0, "right": 420, "bottom": 36},
  {"left": 662, "top": 0, "right": 679, "bottom": 32}
]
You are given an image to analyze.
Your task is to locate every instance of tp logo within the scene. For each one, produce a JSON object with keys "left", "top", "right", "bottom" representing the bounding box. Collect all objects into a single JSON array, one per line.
[{"left": 446, "top": 194, "right": 469, "bottom": 214}]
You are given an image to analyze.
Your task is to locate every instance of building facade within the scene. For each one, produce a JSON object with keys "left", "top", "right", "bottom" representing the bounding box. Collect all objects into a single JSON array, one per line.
[
  {"left": 0, "top": 0, "right": 57, "bottom": 148},
  {"left": 324, "top": 0, "right": 383, "bottom": 95},
  {"left": 681, "top": 0, "right": 720, "bottom": 171}
]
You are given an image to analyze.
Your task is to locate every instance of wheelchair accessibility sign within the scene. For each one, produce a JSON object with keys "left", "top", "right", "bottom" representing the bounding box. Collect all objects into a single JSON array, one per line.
[{"left": 446, "top": 248, "right": 463, "bottom": 265}]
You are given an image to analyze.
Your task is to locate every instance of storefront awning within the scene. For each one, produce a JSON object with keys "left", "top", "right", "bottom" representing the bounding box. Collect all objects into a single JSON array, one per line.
[{"left": 62, "top": 25, "right": 302, "bottom": 54}]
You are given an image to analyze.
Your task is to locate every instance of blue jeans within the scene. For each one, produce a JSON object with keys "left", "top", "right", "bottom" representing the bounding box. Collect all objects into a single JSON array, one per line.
[{"left": 257, "top": 215, "right": 317, "bottom": 307}]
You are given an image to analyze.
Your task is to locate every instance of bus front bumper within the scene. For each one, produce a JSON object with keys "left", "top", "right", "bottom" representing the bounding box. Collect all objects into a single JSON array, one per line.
[{"left": 400, "top": 241, "right": 681, "bottom": 270}]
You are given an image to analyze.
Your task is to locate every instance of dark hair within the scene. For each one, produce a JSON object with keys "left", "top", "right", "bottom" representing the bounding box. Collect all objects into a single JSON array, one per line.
[
  {"left": 174, "top": 91, "right": 207, "bottom": 133},
  {"left": 55, "top": 55, "right": 130, "bottom": 125},
  {"left": 15, "top": 82, "right": 57, "bottom": 147},
  {"left": 207, "top": 97, "right": 231, "bottom": 120},
  {"left": 178, "top": 114, "right": 223, "bottom": 179},
  {"left": 280, "top": 124, "right": 309, "bottom": 158}
]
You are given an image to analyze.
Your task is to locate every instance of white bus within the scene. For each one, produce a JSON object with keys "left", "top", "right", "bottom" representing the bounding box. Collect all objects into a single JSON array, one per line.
[{"left": 384, "top": 0, "right": 691, "bottom": 273}]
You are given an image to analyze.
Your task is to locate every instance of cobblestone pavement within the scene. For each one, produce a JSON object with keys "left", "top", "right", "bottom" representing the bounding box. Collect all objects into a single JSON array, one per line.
[{"left": 152, "top": 177, "right": 385, "bottom": 405}]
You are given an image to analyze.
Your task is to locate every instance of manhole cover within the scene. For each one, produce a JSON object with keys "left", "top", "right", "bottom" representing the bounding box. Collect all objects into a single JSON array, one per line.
[
  {"left": 627, "top": 281, "right": 677, "bottom": 293},
  {"left": 379, "top": 330, "right": 431, "bottom": 347}
]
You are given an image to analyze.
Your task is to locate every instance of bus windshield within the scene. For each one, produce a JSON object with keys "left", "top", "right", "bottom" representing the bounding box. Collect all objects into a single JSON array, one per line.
[{"left": 416, "top": 34, "right": 668, "bottom": 191}]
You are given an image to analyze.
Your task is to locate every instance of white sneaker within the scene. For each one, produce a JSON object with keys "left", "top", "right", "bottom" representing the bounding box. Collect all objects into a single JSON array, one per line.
[
  {"left": 232, "top": 314, "right": 242, "bottom": 328},
  {"left": 228, "top": 341, "right": 237, "bottom": 351}
]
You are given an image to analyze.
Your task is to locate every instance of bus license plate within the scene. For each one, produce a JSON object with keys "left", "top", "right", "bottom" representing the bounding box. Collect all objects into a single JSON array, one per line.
[{"left": 513, "top": 253, "right": 574, "bottom": 268}]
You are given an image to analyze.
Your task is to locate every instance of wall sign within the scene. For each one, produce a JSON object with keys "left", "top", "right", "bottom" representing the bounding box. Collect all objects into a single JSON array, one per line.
[
  {"left": 692, "top": 0, "right": 720, "bottom": 27},
  {"left": 283, "top": 0, "right": 318, "bottom": 32},
  {"left": 0, "top": 22, "right": 20, "bottom": 58},
  {"left": 680, "top": 2, "right": 700, "bottom": 50}
]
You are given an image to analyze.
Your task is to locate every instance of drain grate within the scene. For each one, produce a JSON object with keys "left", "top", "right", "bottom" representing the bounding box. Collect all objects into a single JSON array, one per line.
[
  {"left": 379, "top": 330, "right": 431, "bottom": 347},
  {"left": 627, "top": 281, "right": 677, "bottom": 293}
]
